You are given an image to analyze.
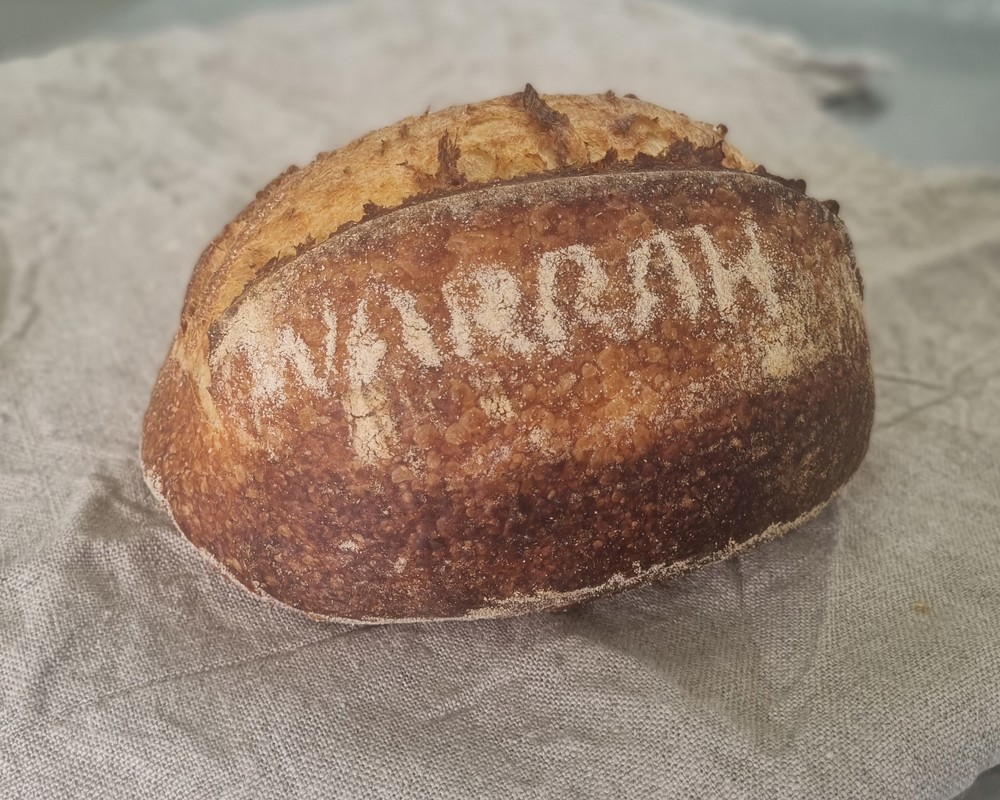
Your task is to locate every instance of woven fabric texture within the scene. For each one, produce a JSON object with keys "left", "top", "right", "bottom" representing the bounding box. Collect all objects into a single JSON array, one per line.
[{"left": 1, "top": 1, "right": 999, "bottom": 797}]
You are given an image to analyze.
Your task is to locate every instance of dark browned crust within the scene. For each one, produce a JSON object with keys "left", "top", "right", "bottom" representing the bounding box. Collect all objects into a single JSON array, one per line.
[
  {"left": 216, "top": 146, "right": 820, "bottom": 336},
  {"left": 753, "top": 164, "right": 806, "bottom": 194},
  {"left": 144, "top": 169, "right": 873, "bottom": 622},
  {"left": 517, "top": 83, "right": 574, "bottom": 165},
  {"left": 174, "top": 86, "right": 766, "bottom": 356},
  {"left": 344, "top": 140, "right": 787, "bottom": 237},
  {"left": 435, "top": 133, "right": 464, "bottom": 187}
]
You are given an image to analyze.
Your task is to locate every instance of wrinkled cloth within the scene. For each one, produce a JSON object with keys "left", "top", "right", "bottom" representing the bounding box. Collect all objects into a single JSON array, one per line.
[{"left": 1, "top": 1, "right": 999, "bottom": 797}]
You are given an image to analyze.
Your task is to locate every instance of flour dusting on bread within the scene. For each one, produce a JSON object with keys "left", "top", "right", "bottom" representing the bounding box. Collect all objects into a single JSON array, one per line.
[{"left": 142, "top": 88, "right": 872, "bottom": 622}]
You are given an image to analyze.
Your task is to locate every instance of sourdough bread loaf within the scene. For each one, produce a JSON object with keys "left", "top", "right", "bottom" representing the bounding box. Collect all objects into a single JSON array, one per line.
[{"left": 141, "top": 86, "right": 874, "bottom": 622}]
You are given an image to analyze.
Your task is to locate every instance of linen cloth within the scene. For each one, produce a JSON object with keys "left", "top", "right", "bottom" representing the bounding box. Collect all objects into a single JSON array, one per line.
[{"left": 1, "top": 1, "right": 999, "bottom": 797}]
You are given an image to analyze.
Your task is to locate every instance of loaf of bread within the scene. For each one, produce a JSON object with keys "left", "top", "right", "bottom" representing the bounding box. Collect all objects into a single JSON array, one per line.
[{"left": 142, "top": 85, "right": 874, "bottom": 623}]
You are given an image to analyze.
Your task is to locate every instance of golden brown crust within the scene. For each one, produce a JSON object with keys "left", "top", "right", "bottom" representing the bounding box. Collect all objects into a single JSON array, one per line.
[
  {"left": 142, "top": 88, "right": 873, "bottom": 622},
  {"left": 174, "top": 87, "right": 754, "bottom": 411}
]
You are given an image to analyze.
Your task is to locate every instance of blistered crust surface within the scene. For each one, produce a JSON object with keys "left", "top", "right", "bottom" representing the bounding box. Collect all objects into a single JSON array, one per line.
[
  {"left": 142, "top": 168, "right": 873, "bottom": 621},
  {"left": 174, "top": 89, "right": 755, "bottom": 418}
]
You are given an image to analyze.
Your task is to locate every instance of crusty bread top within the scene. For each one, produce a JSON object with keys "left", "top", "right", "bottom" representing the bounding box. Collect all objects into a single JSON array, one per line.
[
  {"left": 174, "top": 87, "right": 756, "bottom": 427},
  {"left": 142, "top": 86, "right": 874, "bottom": 621}
]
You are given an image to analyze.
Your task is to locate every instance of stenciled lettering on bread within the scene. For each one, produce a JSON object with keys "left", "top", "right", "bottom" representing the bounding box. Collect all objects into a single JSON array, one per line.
[{"left": 141, "top": 86, "right": 874, "bottom": 623}]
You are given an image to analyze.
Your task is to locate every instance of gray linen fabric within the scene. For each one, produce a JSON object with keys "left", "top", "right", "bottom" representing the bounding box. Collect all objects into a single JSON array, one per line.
[{"left": 1, "top": 1, "right": 998, "bottom": 797}]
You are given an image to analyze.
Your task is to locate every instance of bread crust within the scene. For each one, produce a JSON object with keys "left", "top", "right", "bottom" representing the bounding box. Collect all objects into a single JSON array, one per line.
[{"left": 142, "top": 88, "right": 873, "bottom": 622}]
